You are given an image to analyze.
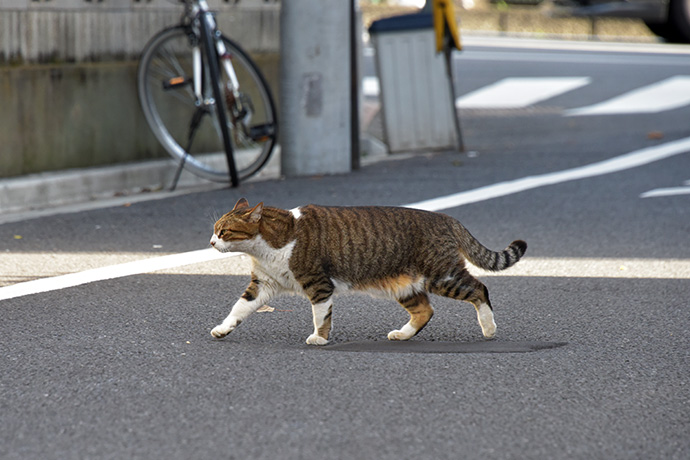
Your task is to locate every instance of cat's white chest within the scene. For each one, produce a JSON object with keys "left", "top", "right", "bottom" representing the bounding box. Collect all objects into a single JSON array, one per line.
[{"left": 246, "top": 237, "right": 301, "bottom": 293}]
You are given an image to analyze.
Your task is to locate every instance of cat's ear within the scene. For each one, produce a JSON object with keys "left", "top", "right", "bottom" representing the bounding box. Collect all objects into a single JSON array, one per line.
[
  {"left": 247, "top": 202, "right": 264, "bottom": 223},
  {"left": 233, "top": 198, "right": 250, "bottom": 210}
]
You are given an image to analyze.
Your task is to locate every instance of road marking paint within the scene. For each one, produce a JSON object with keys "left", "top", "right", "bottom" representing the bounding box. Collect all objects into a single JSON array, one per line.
[
  {"left": 640, "top": 186, "right": 690, "bottom": 198},
  {"left": 363, "top": 76, "right": 380, "bottom": 97},
  {"left": 0, "top": 249, "right": 239, "bottom": 302},
  {"left": 566, "top": 76, "right": 690, "bottom": 116},
  {"left": 2, "top": 136, "right": 690, "bottom": 301},
  {"left": 640, "top": 179, "right": 690, "bottom": 198},
  {"left": 455, "top": 77, "right": 590, "bottom": 109},
  {"left": 405, "top": 135, "right": 690, "bottom": 211}
]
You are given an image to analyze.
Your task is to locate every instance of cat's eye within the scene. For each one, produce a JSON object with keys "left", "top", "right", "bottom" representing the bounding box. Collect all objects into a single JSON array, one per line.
[{"left": 218, "top": 229, "right": 238, "bottom": 239}]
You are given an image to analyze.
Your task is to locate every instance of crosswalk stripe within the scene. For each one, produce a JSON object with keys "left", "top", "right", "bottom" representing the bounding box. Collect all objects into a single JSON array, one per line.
[
  {"left": 365, "top": 75, "right": 690, "bottom": 115},
  {"left": 363, "top": 76, "right": 380, "bottom": 97},
  {"left": 565, "top": 75, "right": 690, "bottom": 116},
  {"left": 455, "top": 77, "right": 590, "bottom": 109}
]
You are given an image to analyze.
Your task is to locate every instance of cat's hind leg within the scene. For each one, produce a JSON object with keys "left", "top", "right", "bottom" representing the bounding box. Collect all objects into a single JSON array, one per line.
[
  {"left": 428, "top": 271, "right": 496, "bottom": 339},
  {"left": 388, "top": 292, "right": 434, "bottom": 341},
  {"left": 301, "top": 276, "right": 335, "bottom": 345},
  {"left": 211, "top": 275, "right": 275, "bottom": 339}
]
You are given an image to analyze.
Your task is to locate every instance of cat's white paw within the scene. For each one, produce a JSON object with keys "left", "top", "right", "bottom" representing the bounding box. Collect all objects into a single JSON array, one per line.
[
  {"left": 476, "top": 303, "right": 496, "bottom": 339},
  {"left": 305, "top": 334, "right": 329, "bottom": 346},
  {"left": 481, "top": 322, "right": 496, "bottom": 339},
  {"left": 211, "top": 324, "right": 235, "bottom": 338},
  {"left": 388, "top": 323, "right": 417, "bottom": 341},
  {"left": 387, "top": 330, "right": 412, "bottom": 341}
]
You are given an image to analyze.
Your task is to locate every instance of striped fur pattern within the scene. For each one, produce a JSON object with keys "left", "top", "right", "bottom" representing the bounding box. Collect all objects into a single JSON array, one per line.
[{"left": 210, "top": 198, "right": 527, "bottom": 345}]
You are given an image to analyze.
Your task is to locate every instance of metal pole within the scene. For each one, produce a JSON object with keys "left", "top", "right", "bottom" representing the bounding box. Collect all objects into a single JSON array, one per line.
[
  {"left": 444, "top": 37, "right": 465, "bottom": 153},
  {"left": 350, "top": 0, "right": 361, "bottom": 171}
]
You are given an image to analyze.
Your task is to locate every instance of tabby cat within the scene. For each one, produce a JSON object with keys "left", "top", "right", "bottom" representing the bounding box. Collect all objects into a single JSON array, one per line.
[{"left": 209, "top": 198, "right": 526, "bottom": 345}]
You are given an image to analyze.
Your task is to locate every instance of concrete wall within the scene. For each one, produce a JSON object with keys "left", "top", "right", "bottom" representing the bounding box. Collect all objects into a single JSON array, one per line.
[
  {"left": 0, "top": 0, "right": 280, "bottom": 64},
  {"left": 1, "top": 62, "right": 162, "bottom": 176},
  {"left": 0, "top": 0, "right": 280, "bottom": 178}
]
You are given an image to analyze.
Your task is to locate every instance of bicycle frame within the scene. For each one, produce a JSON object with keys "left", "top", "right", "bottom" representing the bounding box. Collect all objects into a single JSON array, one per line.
[
  {"left": 185, "top": 1, "right": 241, "bottom": 105},
  {"left": 139, "top": 0, "right": 278, "bottom": 188},
  {"left": 183, "top": 0, "right": 241, "bottom": 185}
]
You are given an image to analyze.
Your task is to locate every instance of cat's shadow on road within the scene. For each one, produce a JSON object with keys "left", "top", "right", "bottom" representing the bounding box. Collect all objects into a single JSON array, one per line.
[{"left": 320, "top": 340, "right": 567, "bottom": 354}]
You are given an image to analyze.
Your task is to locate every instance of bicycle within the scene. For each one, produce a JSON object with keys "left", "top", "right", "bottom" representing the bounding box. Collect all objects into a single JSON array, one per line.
[{"left": 137, "top": 0, "right": 278, "bottom": 189}]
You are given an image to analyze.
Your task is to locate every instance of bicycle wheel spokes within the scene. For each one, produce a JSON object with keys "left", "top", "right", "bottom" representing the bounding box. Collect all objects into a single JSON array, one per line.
[
  {"left": 139, "top": 26, "right": 277, "bottom": 183},
  {"left": 138, "top": 26, "right": 231, "bottom": 182},
  {"left": 217, "top": 36, "right": 277, "bottom": 179}
]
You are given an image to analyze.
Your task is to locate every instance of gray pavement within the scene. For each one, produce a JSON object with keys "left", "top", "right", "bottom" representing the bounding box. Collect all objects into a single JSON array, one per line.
[{"left": 1, "top": 38, "right": 689, "bottom": 459}]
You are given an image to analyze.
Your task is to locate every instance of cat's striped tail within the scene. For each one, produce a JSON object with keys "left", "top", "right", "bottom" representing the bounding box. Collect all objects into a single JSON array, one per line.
[{"left": 454, "top": 224, "right": 527, "bottom": 272}]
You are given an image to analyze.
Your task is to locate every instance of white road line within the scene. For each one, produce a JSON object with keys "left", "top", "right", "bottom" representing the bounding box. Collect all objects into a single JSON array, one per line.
[
  {"left": 455, "top": 77, "right": 590, "bottom": 109},
  {"left": 566, "top": 76, "right": 690, "bottom": 116},
  {"left": 0, "top": 249, "right": 239, "bottom": 302},
  {"left": 362, "top": 76, "right": 380, "bottom": 97},
  {"left": 640, "top": 186, "right": 690, "bottom": 198},
  {"left": 640, "top": 179, "right": 690, "bottom": 198},
  {"left": 2, "top": 136, "right": 690, "bottom": 301},
  {"left": 404, "top": 135, "right": 690, "bottom": 211}
]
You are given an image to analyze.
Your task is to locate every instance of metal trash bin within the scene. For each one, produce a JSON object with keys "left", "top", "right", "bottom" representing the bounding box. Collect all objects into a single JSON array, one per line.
[{"left": 369, "top": 13, "right": 457, "bottom": 153}]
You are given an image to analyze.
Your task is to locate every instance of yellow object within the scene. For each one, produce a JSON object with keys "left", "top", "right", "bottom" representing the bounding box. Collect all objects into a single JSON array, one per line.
[{"left": 432, "top": 0, "right": 461, "bottom": 52}]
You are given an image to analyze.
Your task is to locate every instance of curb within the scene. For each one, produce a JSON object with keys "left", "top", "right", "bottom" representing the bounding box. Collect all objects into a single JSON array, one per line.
[{"left": 0, "top": 148, "right": 282, "bottom": 218}]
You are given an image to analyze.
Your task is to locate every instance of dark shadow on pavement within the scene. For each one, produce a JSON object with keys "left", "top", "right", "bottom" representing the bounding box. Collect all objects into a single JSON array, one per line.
[{"left": 323, "top": 340, "right": 568, "bottom": 354}]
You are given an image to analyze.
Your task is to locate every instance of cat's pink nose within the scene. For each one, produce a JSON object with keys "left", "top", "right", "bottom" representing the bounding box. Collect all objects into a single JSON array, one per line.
[{"left": 210, "top": 239, "right": 215, "bottom": 246}]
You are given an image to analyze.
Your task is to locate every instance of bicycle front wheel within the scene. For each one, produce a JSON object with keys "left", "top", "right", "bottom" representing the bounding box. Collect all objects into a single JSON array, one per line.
[{"left": 137, "top": 26, "right": 277, "bottom": 183}]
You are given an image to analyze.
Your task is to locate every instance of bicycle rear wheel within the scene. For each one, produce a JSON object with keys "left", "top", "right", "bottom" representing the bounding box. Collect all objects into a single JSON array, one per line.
[{"left": 137, "top": 25, "right": 277, "bottom": 183}]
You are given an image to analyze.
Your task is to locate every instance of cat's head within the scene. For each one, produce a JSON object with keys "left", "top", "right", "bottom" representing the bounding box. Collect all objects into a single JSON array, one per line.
[{"left": 210, "top": 198, "right": 263, "bottom": 252}]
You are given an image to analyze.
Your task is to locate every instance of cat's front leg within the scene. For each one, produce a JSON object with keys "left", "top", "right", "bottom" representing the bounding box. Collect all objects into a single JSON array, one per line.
[
  {"left": 211, "top": 277, "right": 274, "bottom": 339},
  {"left": 211, "top": 298, "right": 256, "bottom": 338}
]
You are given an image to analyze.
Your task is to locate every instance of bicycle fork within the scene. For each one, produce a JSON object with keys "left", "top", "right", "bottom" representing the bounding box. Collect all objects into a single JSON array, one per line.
[
  {"left": 202, "top": 14, "right": 239, "bottom": 187},
  {"left": 180, "top": 10, "right": 239, "bottom": 187}
]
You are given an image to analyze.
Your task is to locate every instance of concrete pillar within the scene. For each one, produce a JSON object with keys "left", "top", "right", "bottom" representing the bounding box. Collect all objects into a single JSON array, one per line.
[{"left": 280, "top": 0, "right": 352, "bottom": 177}]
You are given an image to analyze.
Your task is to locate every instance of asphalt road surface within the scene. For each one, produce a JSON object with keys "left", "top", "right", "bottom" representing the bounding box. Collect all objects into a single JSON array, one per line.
[{"left": 1, "top": 38, "right": 689, "bottom": 459}]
